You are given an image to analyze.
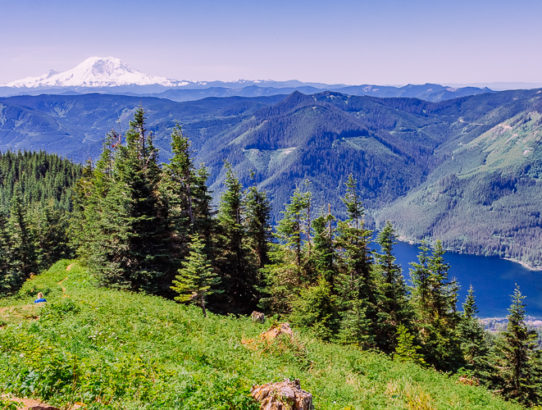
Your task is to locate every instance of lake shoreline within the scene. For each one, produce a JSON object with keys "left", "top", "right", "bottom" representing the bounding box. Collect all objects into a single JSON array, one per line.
[
  {"left": 504, "top": 257, "right": 542, "bottom": 272},
  {"left": 391, "top": 240, "right": 542, "bottom": 318},
  {"left": 394, "top": 235, "right": 542, "bottom": 272}
]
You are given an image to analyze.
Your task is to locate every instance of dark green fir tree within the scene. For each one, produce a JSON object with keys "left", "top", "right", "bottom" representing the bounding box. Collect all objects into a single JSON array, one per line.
[
  {"left": 494, "top": 285, "right": 541, "bottom": 405},
  {"left": 374, "top": 221, "right": 412, "bottom": 354}
]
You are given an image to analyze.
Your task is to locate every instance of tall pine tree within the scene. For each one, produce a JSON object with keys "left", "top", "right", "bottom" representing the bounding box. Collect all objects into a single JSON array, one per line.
[
  {"left": 215, "top": 164, "right": 257, "bottom": 312},
  {"left": 374, "top": 221, "right": 412, "bottom": 353},
  {"left": 457, "top": 286, "right": 491, "bottom": 382},
  {"left": 335, "top": 175, "right": 376, "bottom": 348},
  {"left": 90, "top": 109, "right": 169, "bottom": 293},
  {"left": 494, "top": 285, "right": 541, "bottom": 405}
]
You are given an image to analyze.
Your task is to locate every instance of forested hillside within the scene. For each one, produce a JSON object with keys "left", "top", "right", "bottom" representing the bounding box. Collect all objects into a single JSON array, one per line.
[
  {"left": 0, "top": 151, "right": 80, "bottom": 294},
  {"left": 61, "top": 109, "right": 542, "bottom": 407},
  {"left": 0, "top": 110, "right": 540, "bottom": 406},
  {"left": 377, "top": 104, "right": 542, "bottom": 268},
  {"left": 0, "top": 89, "right": 541, "bottom": 267},
  {"left": 0, "top": 151, "right": 80, "bottom": 211}
]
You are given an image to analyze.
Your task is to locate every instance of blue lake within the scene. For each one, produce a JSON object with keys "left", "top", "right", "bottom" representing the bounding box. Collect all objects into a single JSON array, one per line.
[{"left": 385, "top": 241, "right": 542, "bottom": 318}]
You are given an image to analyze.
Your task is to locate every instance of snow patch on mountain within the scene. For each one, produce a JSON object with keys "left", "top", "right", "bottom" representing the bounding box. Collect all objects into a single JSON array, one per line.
[{"left": 6, "top": 57, "right": 188, "bottom": 88}]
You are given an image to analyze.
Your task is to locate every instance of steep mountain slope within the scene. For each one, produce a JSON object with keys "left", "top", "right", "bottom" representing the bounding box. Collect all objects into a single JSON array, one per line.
[
  {"left": 0, "top": 260, "right": 520, "bottom": 409},
  {"left": 0, "top": 93, "right": 285, "bottom": 161},
  {"left": 201, "top": 91, "right": 451, "bottom": 212},
  {"left": 0, "top": 89, "right": 541, "bottom": 266},
  {"left": 377, "top": 98, "right": 542, "bottom": 268}
]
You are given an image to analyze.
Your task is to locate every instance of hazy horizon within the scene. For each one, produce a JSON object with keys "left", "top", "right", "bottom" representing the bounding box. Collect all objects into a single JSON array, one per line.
[{"left": 1, "top": 0, "right": 541, "bottom": 86}]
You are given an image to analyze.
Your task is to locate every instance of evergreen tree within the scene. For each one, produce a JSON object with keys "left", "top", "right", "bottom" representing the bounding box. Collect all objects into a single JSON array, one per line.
[
  {"left": 244, "top": 184, "right": 271, "bottom": 268},
  {"left": 290, "top": 276, "right": 338, "bottom": 340},
  {"left": 311, "top": 209, "right": 335, "bottom": 284},
  {"left": 462, "top": 285, "right": 477, "bottom": 320},
  {"left": 394, "top": 325, "right": 426, "bottom": 366},
  {"left": 76, "top": 134, "right": 117, "bottom": 263},
  {"left": 334, "top": 175, "right": 376, "bottom": 348},
  {"left": 0, "top": 212, "right": 15, "bottom": 294},
  {"left": 494, "top": 285, "right": 541, "bottom": 405},
  {"left": 35, "top": 203, "right": 71, "bottom": 270},
  {"left": 275, "top": 184, "right": 312, "bottom": 275},
  {"left": 374, "top": 221, "right": 412, "bottom": 353},
  {"left": 336, "top": 298, "right": 373, "bottom": 347},
  {"left": 215, "top": 164, "right": 257, "bottom": 311},
  {"left": 69, "top": 160, "right": 94, "bottom": 259},
  {"left": 457, "top": 286, "right": 491, "bottom": 382},
  {"left": 8, "top": 185, "right": 37, "bottom": 285},
  {"left": 171, "top": 235, "right": 221, "bottom": 317},
  {"left": 90, "top": 109, "right": 169, "bottom": 293},
  {"left": 410, "top": 242, "right": 431, "bottom": 319},
  {"left": 259, "top": 242, "right": 300, "bottom": 314},
  {"left": 191, "top": 166, "right": 215, "bottom": 251},
  {"left": 260, "top": 184, "right": 312, "bottom": 314},
  {"left": 160, "top": 125, "right": 195, "bottom": 263},
  {"left": 412, "top": 241, "right": 463, "bottom": 371},
  {"left": 428, "top": 241, "right": 459, "bottom": 323}
]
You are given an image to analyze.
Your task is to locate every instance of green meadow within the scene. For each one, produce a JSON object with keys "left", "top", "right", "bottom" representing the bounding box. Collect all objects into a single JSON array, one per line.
[{"left": 0, "top": 260, "right": 520, "bottom": 409}]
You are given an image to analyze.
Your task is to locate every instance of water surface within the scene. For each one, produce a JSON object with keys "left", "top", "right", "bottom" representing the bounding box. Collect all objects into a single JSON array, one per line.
[{"left": 387, "top": 241, "right": 542, "bottom": 318}]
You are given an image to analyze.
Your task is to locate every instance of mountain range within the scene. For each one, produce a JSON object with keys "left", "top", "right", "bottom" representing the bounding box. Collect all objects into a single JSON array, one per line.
[
  {"left": 0, "top": 88, "right": 540, "bottom": 268},
  {"left": 1, "top": 57, "right": 492, "bottom": 103}
]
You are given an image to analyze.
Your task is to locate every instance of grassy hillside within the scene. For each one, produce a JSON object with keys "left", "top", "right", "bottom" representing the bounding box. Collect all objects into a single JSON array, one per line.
[{"left": 0, "top": 261, "right": 521, "bottom": 409}]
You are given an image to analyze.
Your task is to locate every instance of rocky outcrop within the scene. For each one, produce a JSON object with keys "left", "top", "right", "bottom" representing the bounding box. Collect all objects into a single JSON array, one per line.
[
  {"left": 251, "top": 379, "right": 314, "bottom": 409},
  {"left": 251, "top": 311, "right": 265, "bottom": 323},
  {"left": 260, "top": 323, "right": 293, "bottom": 343}
]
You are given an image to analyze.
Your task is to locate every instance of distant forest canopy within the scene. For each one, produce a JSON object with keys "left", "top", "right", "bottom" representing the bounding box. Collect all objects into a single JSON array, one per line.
[
  {"left": 0, "top": 110, "right": 541, "bottom": 406},
  {"left": 0, "top": 151, "right": 81, "bottom": 294},
  {"left": 0, "top": 150, "right": 81, "bottom": 211},
  {"left": 0, "top": 88, "right": 541, "bottom": 267}
]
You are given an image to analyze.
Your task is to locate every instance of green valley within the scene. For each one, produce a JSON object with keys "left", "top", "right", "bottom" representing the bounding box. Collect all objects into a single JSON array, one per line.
[{"left": 1, "top": 89, "right": 541, "bottom": 267}]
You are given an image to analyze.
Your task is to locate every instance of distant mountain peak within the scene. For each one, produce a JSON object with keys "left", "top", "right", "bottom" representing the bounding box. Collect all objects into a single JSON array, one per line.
[{"left": 6, "top": 56, "right": 187, "bottom": 88}]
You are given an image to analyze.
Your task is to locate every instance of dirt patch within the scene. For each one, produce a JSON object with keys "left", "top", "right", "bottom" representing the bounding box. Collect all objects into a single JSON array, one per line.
[
  {"left": 58, "top": 277, "right": 68, "bottom": 298},
  {"left": 0, "top": 303, "right": 42, "bottom": 327},
  {"left": 1, "top": 395, "right": 58, "bottom": 409},
  {"left": 66, "top": 263, "right": 74, "bottom": 271}
]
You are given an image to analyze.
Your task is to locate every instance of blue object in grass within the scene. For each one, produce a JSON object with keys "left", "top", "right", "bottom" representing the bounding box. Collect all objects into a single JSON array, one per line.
[{"left": 34, "top": 298, "right": 47, "bottom": 303}]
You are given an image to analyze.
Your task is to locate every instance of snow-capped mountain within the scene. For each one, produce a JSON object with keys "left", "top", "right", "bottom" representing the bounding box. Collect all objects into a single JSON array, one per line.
[
  {"left": 6, "top": 57, "right": 188, "bottom": 88},
  {"left": 0, "top": 57, "right": 493, "bottom": 102}
]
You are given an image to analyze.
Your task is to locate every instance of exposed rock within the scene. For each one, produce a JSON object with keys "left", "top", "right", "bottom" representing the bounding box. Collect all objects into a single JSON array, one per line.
[
  {"left": 251, "top": 311, "right": 265, "bottom": 323},
  {"left": 457, "top": 375, "right": 479, "bottom": 386},
  {"left": 251, "top": 379, "right": 313, "bottom": 409},
  {"left": 260, "top": 322, "right": 293, "bottom": 343}
]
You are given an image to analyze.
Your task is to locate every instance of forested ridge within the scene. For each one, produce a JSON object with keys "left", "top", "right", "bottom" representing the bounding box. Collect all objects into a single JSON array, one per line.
[
  {"left": 0, "top": 151, "right": 81, "bottom": 294},
  {"left": 67, "top": 110, "right": 542, "bottom": 407},
  {"left": 0, "top": 109, "right": 541, "bottom": 407},
  {"left": 0, "top": 150, "right": 80, "bottom": 211},
  {"left": 1, "top": 89, "right": 540, "bottom": 268}
]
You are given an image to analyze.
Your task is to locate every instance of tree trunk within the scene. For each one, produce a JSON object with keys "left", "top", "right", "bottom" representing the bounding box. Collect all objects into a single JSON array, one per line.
[{"left": 201, "top": 296, "right": 207, "bottom": 317}]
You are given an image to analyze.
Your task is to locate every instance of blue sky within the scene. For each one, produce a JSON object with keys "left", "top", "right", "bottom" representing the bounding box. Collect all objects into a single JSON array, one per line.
[{"left": 1, "top": 0, "right": 541, "bottom": 85}]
